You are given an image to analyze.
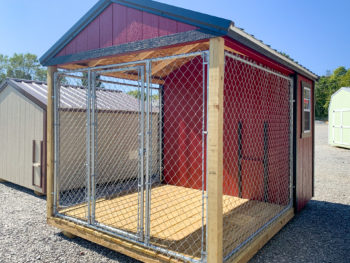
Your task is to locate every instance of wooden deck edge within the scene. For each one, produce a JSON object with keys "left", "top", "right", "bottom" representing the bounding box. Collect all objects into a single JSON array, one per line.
[
  {"left": 227, "top": 207, "right": 294, "bottom": 263},
  {"left": 47, "top": 217, "right": 182, "bottom": 263}
]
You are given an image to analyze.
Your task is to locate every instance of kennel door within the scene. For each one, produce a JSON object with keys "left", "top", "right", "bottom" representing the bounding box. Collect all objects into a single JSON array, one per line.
[{"left": 91, "top": 66, "right": 146, "bottom": 241}]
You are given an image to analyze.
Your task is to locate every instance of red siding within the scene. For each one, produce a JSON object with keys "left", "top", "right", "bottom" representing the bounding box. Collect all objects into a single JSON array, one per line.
[
  {"left": 162, "top": 56, "right": 205, "bottom": 190},
  {"left": 55, "top": 3, "right": 197, "bottom": 57},
  {"left": 296, "top": 75, "right": 314, "bottom": 211}
]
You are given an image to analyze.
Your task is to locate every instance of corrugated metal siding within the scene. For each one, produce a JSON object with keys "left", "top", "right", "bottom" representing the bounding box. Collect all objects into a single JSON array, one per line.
[
  {"left": 55, "top": 3, "right": 197, "bottom": 58},
  {"left": 0, "top": 85, "right": 44, "bottom": 190},
  {"left": 9, "top": 79, "right": 148, "bottom": 112}
]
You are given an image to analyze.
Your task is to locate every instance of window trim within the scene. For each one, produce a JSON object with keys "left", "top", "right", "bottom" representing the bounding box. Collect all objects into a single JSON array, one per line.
[{"left": 301, "top": 81, "right": 312, "bottom": 137}]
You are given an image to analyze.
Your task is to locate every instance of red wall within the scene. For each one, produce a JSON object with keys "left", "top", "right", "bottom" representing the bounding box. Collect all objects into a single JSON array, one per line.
[
  {"left": 223, "top": 56, "right": 291, "bottom": 205},
  {"left": 55, "top": 3, "right": 196, "bottom": 57},
  {"left": 162, "top": 56, "right": 206, "bottom": 190},
  {"left": 296, "top": 75, "right": 314, "bottom": 211},
  {"left": 162, "top": 50, "right": 291, "bottom": 206}
]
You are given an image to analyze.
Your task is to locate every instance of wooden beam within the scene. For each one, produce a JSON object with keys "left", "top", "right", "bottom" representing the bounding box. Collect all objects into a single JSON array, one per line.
[
  {"left": 47, "top": 66, "right": 57, "bottom": 218},
  {"left": 48, "top": 217, "right": 182, "bottom": 263},
  {"left": 151, "top": 43, "right": 202, "bottom": 76},
  {"left": 228, "top": 208, "right": 294, "bottom": 263},
  {"left": 207, "top": 37, "right": 225, "bottom": 263}
]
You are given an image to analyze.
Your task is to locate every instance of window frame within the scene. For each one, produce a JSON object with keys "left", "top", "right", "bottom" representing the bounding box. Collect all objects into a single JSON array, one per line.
[{"left": 301, "top": 81, "right": 312, "bottom": 137}]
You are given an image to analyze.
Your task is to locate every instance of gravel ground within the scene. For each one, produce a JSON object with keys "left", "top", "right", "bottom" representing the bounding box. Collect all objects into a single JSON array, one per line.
[
  {"left": 250, "top": 121, "right": 350, "bottom": 263},
  {"left": 0, "top": 121, "right": 349, "bottom": 263}
]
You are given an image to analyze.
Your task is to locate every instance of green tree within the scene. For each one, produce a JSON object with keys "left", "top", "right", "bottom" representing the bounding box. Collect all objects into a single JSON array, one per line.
[
  {"left": 0, "top": 53, "right": 47, "bottom": 82},
  {"left": 315, "top": 66, "right": 350, "bottom": 119}
]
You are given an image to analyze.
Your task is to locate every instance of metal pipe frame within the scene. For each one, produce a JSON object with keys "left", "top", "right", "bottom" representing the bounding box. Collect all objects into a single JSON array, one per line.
[
  {"left": 91, "top": 71, "right": 97, "bottom": 223},
  {"left": 144, "top": 61, "right": 151, "bottom": 245},
  {"left": 138, "top": 66, "right": 145, "bottom": 241},
  {"left": 224, "top": 51, "right": 292, "bottom": 81},
  {"left": 86, "top": 70, "right": 92, "bottom": 224},
  {"left": 52, "top": 51, "right": 211, "bottom": 262},
  {"left": 53, "top": 72, "right": 60, "bottom": 215}
]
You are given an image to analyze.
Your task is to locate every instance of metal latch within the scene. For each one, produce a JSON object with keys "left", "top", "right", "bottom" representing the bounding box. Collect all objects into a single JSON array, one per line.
[{"left": 33, "top": 163, "right": 41, "bottom": 168}]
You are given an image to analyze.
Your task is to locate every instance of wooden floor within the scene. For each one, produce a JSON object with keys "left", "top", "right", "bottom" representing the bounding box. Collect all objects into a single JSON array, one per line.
[{"left": 62, "top": 184, "right": 284, "bottom": 259}]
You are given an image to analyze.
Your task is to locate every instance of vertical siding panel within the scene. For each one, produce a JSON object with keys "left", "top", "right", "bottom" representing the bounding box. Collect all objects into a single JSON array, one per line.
[
  {"left": 56, "top": 48, "right": 66, "bottom": 57},
  {"left": 159, "top": 17, "right": 178, "bottom": 36},
  {"left": 76, "top": 27, "right": 89, "bottom": 53},
  {"left": 99, "top": 5, "right": 113, "bottom": 48},
  {"left": 113, "top": 3, "right": 127, "bottom": 45},
  {"left": 142, "top": 12, "right": 159, "bottom": 40},
  {"left": 87, "top": 17, "right": 100, "bottom": 50},
  {"left": 177, "top": 22, "right": 196, "bottom": 32},
  {"left": 126, "top": 7, "right": 143, "bottom": 42},
  {"left": 65, "top": 39, "right": 76, "bottom": 55}
]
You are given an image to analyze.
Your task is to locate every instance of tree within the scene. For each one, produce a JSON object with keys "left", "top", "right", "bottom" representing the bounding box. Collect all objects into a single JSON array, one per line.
[
  {"left": 0, "top": 53, "right": 47, "bottom": 82},
  {"left": 315, "top": 66, "right": 350, "bottom": 119}
]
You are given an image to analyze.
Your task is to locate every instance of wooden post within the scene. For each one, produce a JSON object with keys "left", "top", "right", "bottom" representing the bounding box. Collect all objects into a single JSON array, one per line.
[
  {"left": 47, "top": 66, "right": 57, "bottom": 218},
  {"left": 207, "top": 37, "right": 224, "bottom": 263}
]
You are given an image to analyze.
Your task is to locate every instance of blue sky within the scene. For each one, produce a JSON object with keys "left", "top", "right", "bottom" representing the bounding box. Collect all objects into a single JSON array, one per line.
[{"left": 1, "top": 0, "right": 349, "bottom": 76}]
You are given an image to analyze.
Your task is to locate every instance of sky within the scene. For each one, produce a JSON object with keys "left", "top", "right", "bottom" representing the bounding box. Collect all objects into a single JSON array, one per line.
[{"left": 0, "top": 0, "right": 349, "bottom": 76}]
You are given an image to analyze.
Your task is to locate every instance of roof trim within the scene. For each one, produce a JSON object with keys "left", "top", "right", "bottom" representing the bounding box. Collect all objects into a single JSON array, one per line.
[
  {"left": 43, "top": 29, "right": 216, "bottom": 66},
  {"left": 39, "top": 0, "right": 230, "bottom": 65},
  {"left": 0, "top": 78, "right": 47, "bottom": 110},
  {"left": 228, "top": 26, "right": 318, "bottom": 80},
  {"left": 112, "top": 0, "right": 232, "bottom": 34}
]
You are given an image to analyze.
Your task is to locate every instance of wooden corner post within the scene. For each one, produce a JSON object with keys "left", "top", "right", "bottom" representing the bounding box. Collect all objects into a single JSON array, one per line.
[
  {"left": 47, "top": 66, "right": 57, "bottom": 219},
  {"left": 207, "top": 37, "right": 224, "bottom": 263}
]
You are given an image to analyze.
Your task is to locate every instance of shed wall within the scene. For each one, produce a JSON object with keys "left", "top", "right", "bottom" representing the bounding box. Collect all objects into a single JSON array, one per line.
[
  {"left": 296, "top": 75, "right": 314, "bottom": 211},
  {"left": 328, "top": 89, "right": 350, "bottom": 148},
  {"left": 0, "top": 85, "right": 44, "bottom": 190}
]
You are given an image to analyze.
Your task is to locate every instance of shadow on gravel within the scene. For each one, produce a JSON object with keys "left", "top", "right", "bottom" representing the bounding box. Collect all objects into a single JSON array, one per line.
[
  {"left": 56, "top": 232, "right": 141, "bottom": 262},
  {"left": 0, "top": 181, "right": 46, "bottom": 200},
  {"left": 250, "top": 200, "right": 350, "bottom": 263}
]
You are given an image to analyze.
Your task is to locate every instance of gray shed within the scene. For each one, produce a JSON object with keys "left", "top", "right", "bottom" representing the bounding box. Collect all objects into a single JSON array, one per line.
[{"left": 0, "top": 78, "right": 156, "bottom": 194}]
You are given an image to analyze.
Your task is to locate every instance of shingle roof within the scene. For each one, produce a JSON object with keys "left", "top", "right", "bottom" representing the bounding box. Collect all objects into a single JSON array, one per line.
[{"left": 1, "top": 78, "right": 143, "bottom": 112}]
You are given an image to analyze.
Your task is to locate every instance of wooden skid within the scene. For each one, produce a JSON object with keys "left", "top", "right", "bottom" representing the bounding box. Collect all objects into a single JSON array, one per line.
[
  {"left": 227, "top": 207, "right": 294, "bottom": 263},
  {"left": 56, "top": 185, "right": 290, "bottom": 261}
]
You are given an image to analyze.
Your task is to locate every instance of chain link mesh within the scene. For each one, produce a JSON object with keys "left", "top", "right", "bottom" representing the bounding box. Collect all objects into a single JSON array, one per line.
[{"left": 223, "top": 52, "right": 292, "bottom": 260}]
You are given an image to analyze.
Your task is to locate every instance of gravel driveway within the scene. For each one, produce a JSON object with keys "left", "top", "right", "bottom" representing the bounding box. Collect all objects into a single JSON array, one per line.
[{"left": 0, "top": 121, "right": 349, "bottom": 263}]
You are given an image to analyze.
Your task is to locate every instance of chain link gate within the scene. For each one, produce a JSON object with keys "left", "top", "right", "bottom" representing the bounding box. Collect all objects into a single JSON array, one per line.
[{"left": 53, "top": 51, "right": 209, "bottom": 263}]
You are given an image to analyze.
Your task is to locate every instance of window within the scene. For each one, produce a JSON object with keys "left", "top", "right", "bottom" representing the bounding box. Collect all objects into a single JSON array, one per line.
[{"left": 302, "top": 82, "right": 311, "bottom": 136}]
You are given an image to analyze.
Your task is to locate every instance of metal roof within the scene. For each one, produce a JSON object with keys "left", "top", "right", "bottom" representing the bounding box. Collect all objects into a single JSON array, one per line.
[
  {"left": 39, "top": 0, "right": 318, "bottom": 80},
  {"left": 0, "top": 78, "right": 144, "bottom": 112}
]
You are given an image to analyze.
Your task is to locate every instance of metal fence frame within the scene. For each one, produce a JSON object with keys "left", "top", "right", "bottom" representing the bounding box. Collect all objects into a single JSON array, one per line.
[
  {"left": 223, "top": 51, "right": 294, "bottom": 262},
  {"left": 53, "top": 50, "right": 294, "bottom": 263},
  {"left": 53, "top": 51, "right": 209, "bottom": 263}
]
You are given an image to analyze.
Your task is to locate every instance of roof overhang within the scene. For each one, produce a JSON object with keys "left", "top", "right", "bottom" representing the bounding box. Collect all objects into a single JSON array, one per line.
[{"left": 40, "top": 0, "right": 318, "bottom": 81}]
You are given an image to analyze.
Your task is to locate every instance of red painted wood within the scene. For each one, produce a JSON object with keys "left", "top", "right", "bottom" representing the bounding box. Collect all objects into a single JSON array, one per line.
[
  {"left": 162, "top": 56, "right": 205, "bottom": 190},
  {"left": 76, "top": 27, "right": 89, "bottom": 53},
  {"left": 224, "top": 37, "right": 293, "bottom": 76},
  {"left": 126, "top": 7, "right": 143, "bottom": 42},
  {"left": 87, "top": 17, "right": 100, "bottom": 50},
  {"left": 159, "top": 17, "right": 177, "bottom": 37},
  {"left": 143, "top": 12, "right": 159, "bottom": 40},
  {"left": 55, "top": 3, "right": 197, "bottom": 57},
  {"left": 296, "top": 74, "right": 314, "bottom": 211},
  {"left": 113, "top": 3, "right": 127, "bottom": 45},
  {"left": 177, "top": 21, "right": 196, "bottom": 32},
  {"left": 100, "top": 5, "right": 113, "bottom": 48},
  {"left": 162, "top": 50, "right": 291, "bottom": 207}
]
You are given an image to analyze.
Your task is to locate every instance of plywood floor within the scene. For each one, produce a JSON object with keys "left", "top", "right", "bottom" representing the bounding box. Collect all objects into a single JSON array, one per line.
[{"left": 61, "top": 184, "right": 285, "bottom": 259}]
